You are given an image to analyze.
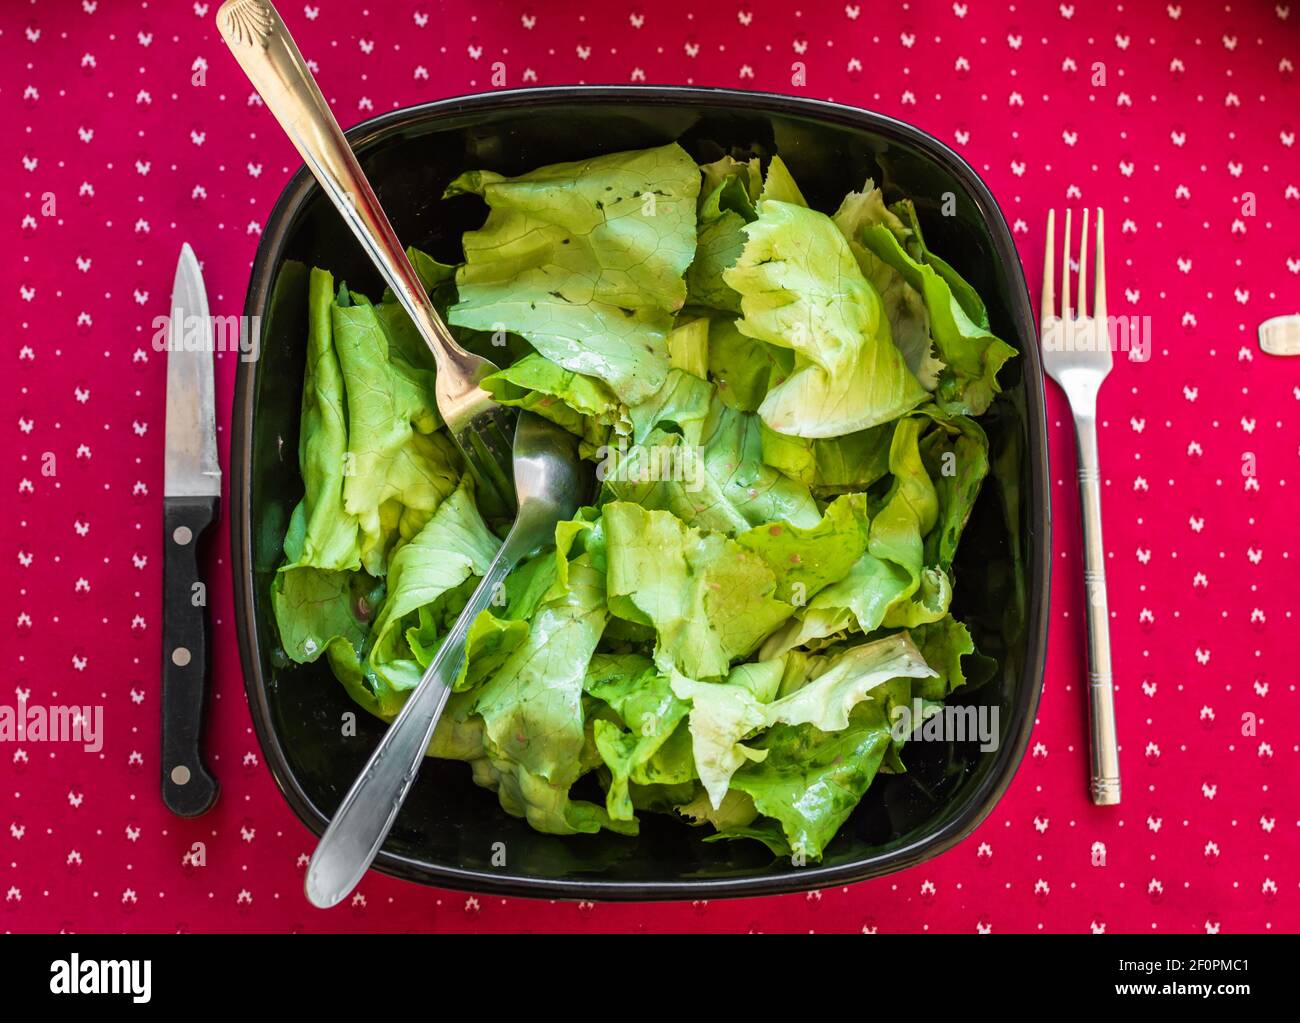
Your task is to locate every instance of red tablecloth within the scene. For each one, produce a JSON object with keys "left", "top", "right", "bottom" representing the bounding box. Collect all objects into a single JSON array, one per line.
[{"left": 5, "top": 0, "right": 1298, "bottom": 934}]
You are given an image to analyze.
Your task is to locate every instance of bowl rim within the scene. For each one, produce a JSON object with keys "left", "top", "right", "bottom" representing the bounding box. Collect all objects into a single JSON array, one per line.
[{"left": 231, "top": 84, "right": 1051, "bottom": 901}]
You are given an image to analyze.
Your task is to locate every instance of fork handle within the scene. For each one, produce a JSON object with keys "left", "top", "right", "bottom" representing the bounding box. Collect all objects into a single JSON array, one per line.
[
  {"left": 1075, "top": 416, "right": 1121, "bottom": 805},
  {"left": 215, "top": 0, "right": 469, "bottom": 381}
]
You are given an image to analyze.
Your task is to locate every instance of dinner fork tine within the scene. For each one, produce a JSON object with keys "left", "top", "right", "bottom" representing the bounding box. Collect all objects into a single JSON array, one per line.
[
  {"left": 1061, "top": 208, "right": 1072, "bottom": 321},
  {"left": 1093, "top": 208, "right": 1106, "bottom": 321},
  {"left": 1041, "top": 209, "right": 1056, "bottom": 329},
  {"left": 1077, "top": 207, "right": 1089, "bottom": 320},
  {"left": 1040, "top": 208, "right": 1121, "bottom": 807},
  {"left": 470, "top": 416, "right": 520, "bottom": 507}
]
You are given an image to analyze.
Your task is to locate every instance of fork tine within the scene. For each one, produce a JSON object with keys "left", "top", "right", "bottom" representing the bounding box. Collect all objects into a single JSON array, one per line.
[
  {"left": 482, "top": 417, "right": 518, "bottom": 464},
  {"left": 1093, "top": 207, "right": 1107, "bottom": 321},
  {"left": 1061, "top": 208, "right": 1072, "bottom": 321},
  {"left": 460, "top": 410, "right": 520, "bottom": 517},
  {"left": 1077, "top": 207, "right": 1090, "bottom": 320},
  {"left": 1041, "top": 209, "right": 1056, "bottom": 329}
]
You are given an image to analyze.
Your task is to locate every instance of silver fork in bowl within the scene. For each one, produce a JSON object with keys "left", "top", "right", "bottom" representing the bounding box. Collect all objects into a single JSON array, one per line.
[
  {"left": 1041, "top": 208, "right": 1121, "bottom": 807},
  {"left": 216, "top": 0, "right": 516, "bottom": 514}
]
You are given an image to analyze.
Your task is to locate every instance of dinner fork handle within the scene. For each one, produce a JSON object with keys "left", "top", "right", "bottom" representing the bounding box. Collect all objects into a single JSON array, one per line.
[
  {"left": 1075, "top": 415, "right": 1121, "bottom": 805},
  {"left": 215, "top": 0, "right": 474, "bottom": 387}
]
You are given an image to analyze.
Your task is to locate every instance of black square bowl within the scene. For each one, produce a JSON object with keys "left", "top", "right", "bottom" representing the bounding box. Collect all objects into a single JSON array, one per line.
[{"left": 232, "top": 86, "right": 1050, "bottom": 900}]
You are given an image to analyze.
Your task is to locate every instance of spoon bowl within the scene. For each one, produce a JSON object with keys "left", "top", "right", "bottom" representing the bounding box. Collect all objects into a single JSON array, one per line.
[{"left": 510, "top": 411, "right": 588, "bottom": 530}]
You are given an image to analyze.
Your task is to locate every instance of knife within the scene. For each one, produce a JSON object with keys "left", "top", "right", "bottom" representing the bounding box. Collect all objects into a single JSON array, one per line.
[{"left": 162, "top": 243, "right": 221, "bottom": 817}]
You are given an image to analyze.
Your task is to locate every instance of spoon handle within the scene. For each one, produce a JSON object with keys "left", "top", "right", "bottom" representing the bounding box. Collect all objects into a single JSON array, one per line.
[{"left": 304, "top": 530, "right": 530, "bottom": 909}]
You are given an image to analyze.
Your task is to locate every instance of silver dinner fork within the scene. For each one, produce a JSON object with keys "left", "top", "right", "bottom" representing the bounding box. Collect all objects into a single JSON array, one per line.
[
  {"left": 216, "top": 0, "right": 516, "bottom": 514},
  {"left": 1041, "top": 208, "right": 1121, "bottom": 807}
]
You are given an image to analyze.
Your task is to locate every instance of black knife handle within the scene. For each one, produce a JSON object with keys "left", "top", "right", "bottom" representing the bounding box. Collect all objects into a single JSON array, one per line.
[{"left": 161, "top": 495, "right": 220, "bottom": 816}]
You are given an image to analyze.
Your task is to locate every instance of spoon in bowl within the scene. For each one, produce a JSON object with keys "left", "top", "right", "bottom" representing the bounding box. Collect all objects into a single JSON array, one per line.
[{"left": 305, "top": 412, "right": 587, "bottom": 909}]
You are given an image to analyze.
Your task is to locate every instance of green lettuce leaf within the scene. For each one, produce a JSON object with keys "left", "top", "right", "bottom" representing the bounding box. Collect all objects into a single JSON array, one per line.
[
  {"left": 628, "top": 780, "right": 698, "bottom": 814},
  {"left": 699, "top": 155, "right": 762, "bottom": 212},
  {"left": 270, "top": 565, "right": 383, "bottom": 717},
  {"left": 758, "top": 155, "right": 808, "bottom": 206},
  {"left": 666, "top": 316, "right": 710, "bottom": 379},
  {"left": 600, "top": 430, "right": 747, "bottom": 535},
  {"left": 758, "top": 414, "right": 949, "bottom": 655},
  {"left": 892, "top": 199, "right": 989, "bottom": 328},
  {"left": 332, "top": 295, "right": 462, "bottom": 575},
  {"left": 730, "top": 699, "right": 894, "bottom": 859},
  {"left": 603, "top": 502, "right": 794, "bottom": 678},
  {"left": 281, "top": 268, "right": 362, "bottom": 571},
  {"left": 698, "top": 401, "right": 821, "bottom": 527},
  {"left": 909, "top": 615, "right": 990, "bottom": 700},
  {"left": 670, "top": 669, "right": 769, "bottom": 810},
  {"left": 676, "top": 787, "right": 759, "bottom": 830},
  {"left": 859, "top": 211, "right": 1016, "bottom": 416},
  {"left": 705, "top": 820, "right": 793, "bottom": 856},
  {"left": 271, "top": 566, "right": 370, "bottom": 666},
  {"left": 470, "top": 754, "right": 637, "bottom": 836},
  {"left": 480, "top": 352, "right": 629, "bottom": 456},
  {"left": 500, "top": 549, "right": 559, "bottom": 623},
  {"left": 589, "top": 671, "right": 693, "bottom": 821},
  {"left": 379, "top": 245, "right": 459, "bottom": 310},
  {"left": 686, "top": 213, "right": 747, "bottom": 314},
  {"left": 473, "top": 553, "right": 607, "bottom": 785},
  {"left": 426, "top": 689, "right": 486, "bottom": 761},
  {"left": 724, "top": 657, "right": 787, "bottom": 703},
  {"left": 685, "top": 158, "right": 762, "bottom": 314},
  {"left": 763, "top": 632, "right": 936, "bottom": 732},
  {"left": 919, "top": 410, "right": 990, "bottom": 571},
  {"left": 445, "top": 143, "right": 701, "bottom": 403},
  {"left": 724, "top": 199, "right": 928, "bottom": 438},
  {"left": 736, "top": 493, "right": 870, "bottom": 604},
  {"left": 706, "top": 315, "right": 792, "bottom": 413},
  {"left": 867, "top": 415, "right": 947, "bottom": 629},
  {"left": 626, "top": 367, "right": 713, "bottom": 447},
  {"left": 758, "top": 420, "right": 893, "bottom": 496},
  {"left": 373, "top": 247, "right": 464, "bottom": 367},
  {"left": 405, "top": 606, "right": 530, "bottom": 694},
  {"left": 366, "top": 477, "right": 501, "bottom": 704},
  {"left": 601, "top": 401, "right": 820, "bottom": 536},
  {"left": 831, "top": 183, "right": 942, "bottom": 390}
]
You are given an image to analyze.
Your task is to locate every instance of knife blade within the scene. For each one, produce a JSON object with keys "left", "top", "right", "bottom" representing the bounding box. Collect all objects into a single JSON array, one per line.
[{"left": 161, "top": 243, "right": 221, "bottom": 817}]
